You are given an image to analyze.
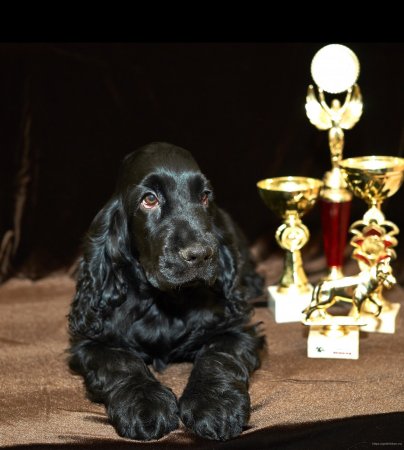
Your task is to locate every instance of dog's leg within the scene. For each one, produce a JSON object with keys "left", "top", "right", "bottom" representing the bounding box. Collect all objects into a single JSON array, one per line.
[
  {"left": 305, "top": 283, "right": 337, "bottom": 319},
  {"left": 304, "top": 282, "right": 322, "bottom": 318},
  {"left": 69, "top": 340, "right": 179, "bottom": 440},
  {"left": 179, "top": 328, "right": 263, "bottom": 441},
  {"left": 366, "top": 292, "right": 383, "bottom": 316}
]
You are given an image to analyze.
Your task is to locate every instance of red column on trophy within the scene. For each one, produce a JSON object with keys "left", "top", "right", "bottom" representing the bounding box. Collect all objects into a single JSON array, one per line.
[
  {"left": 320, "top": 187, "right": 352, "bottom": 279},
  {"left": 305, "top": 44, "right": 363, "bottom": 280}
]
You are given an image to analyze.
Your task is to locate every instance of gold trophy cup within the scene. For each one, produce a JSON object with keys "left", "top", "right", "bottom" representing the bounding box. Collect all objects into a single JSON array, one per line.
[
  {"left": 339, "top": 155, "right": 404, "bottom": 333},
  {"left": 257, "top": 176, "right": 322, "bottom": 323}
]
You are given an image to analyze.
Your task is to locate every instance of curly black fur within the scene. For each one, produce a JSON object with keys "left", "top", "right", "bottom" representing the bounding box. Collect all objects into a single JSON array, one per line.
[{"left": 68, "top": 142, "right": 265, "bottom": 441}]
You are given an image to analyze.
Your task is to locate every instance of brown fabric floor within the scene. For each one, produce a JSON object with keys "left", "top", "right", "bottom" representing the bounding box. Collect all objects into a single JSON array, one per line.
[{"left": 0, "top": 261, "right": 403, "bottom": 449}]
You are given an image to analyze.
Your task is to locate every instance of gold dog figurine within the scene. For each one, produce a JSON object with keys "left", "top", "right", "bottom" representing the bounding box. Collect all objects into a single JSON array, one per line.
[{"left": 304, "top": 258, "right": 396, "bottom": 321}]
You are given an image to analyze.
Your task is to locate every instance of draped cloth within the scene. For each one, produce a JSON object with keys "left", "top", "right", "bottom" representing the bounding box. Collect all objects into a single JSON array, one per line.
[{"left": 1, "top": 257, "right": 403, "bottom": 449}]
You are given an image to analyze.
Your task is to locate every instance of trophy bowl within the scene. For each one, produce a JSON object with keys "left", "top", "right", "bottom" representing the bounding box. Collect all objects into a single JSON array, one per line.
[
  {"left": 257, "top": 176, "right": 323, "bottom": 219},
  {"left": 339, "top": 156, "right": 404, "bottom": 208}
]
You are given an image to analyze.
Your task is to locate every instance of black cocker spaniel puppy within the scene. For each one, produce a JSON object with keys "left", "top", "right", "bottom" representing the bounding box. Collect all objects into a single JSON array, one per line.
[{"left": 68, "top": 142, "right": 265, "bottom": 441}]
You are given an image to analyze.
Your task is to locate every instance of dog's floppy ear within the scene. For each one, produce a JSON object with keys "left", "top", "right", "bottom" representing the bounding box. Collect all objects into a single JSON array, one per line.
[
  {"left": 214, "top": 208, "right": 262, "bottom": 320},
  {"left": 217, "top": 239, "right": 254, "bottom": 321},
  {"left": 213, "top": 208, "right": 248, "bottom": 317},
  {"left": 68, "top": 196, "right": 134, "bottom": 338},
  {"left": 217, "top": 242, "right": 239, "bottom": 299}
]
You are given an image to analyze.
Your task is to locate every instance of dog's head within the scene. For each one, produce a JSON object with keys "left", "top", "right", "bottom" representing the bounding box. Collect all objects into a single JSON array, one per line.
[
  {"left": 376, "top": 259, "right": 396, "bottom": 290},
  {"left": 117, "top": 142, "right": 219, "bottom": 290},
  {"left": 70, "top": 142, "right": 254, "bottom": 338}
]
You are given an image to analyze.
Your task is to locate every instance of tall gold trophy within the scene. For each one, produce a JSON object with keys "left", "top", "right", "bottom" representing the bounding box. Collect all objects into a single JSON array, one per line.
[
  {"left": 306, "top": 44, "right": 363, "bottom": 280},
  {"left": 302, "top": 44, "right": 403, "bottom": 359},
  {"left": 257, "top": 176, "right": 322, "bottom": 323}
]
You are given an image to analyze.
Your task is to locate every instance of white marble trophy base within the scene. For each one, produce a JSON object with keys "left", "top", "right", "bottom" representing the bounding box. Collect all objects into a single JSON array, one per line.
[
  {"left": 356, "top": 302, "right": 401, "bottom": 334},
  {"left": 267, "top": 285, "right": 313, "bottom": 323},
  {"left": 307, "top": 325, "right": 360, "bottom": 360}
]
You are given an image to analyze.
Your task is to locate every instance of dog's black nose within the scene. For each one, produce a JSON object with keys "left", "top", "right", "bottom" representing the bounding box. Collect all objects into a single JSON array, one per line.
[{"left": 179, "top": 244, "right": 213, "bottom": 265}]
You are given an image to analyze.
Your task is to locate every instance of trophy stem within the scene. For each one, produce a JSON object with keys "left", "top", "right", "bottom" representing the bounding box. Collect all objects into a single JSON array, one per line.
[
  {"left": 321, "top": 324, "right": 348, "bottom": 338},
  {"left": 306, "top": 80, "right": 362, "bottom": 282},
  {"left": 320, "top": 196, "right": 352, "bottom": 279},
  {"left": 320, "top": 119, "right": 352, "bottom": 281},
  {"left": 363, "top": 205, "right": 385, "bottom": 223},
  {"left": 327, "top": 266, "right": 345, "bottom": 280},
  {"left": 278, "top": 249, "right": 310, "bottom": 294},
  {"left": 320, "top": 168, "right": 352, "bottom": 280},
  {"left": 329, "top": 124, "right": 344, "bottom": 168},
  {"left": 275, "top": 212, "right": 312, "bottom": 295}
]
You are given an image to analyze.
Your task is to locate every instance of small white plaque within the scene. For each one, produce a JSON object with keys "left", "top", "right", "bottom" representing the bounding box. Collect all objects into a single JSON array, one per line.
[
  {"left": 267, "top": 285, "right": 313, "bottom": 323},
  {"left": 307, "top": 325, "right": 360, "bottom": 360}
]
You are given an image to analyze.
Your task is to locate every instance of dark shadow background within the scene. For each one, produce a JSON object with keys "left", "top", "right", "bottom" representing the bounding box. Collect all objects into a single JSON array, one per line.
[{"left": 0, "top": 42, "right": 403, "bottom": 279}]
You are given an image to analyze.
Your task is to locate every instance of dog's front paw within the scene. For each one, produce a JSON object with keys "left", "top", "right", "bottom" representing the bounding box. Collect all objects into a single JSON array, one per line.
[
  {"left": 107, "top": 380, "right": 179, "bottom": 440},
  {"left": 179, "top": 381, "right": 250, "bottom": 441}
]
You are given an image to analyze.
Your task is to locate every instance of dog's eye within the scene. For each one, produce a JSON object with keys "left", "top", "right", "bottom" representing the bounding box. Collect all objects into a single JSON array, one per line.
[
  {"left": 201, "top": 191, "right": 210, "bottom": 206},
  {"left": 141, "top": 193, "right": 159, "bottom": 209}
]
